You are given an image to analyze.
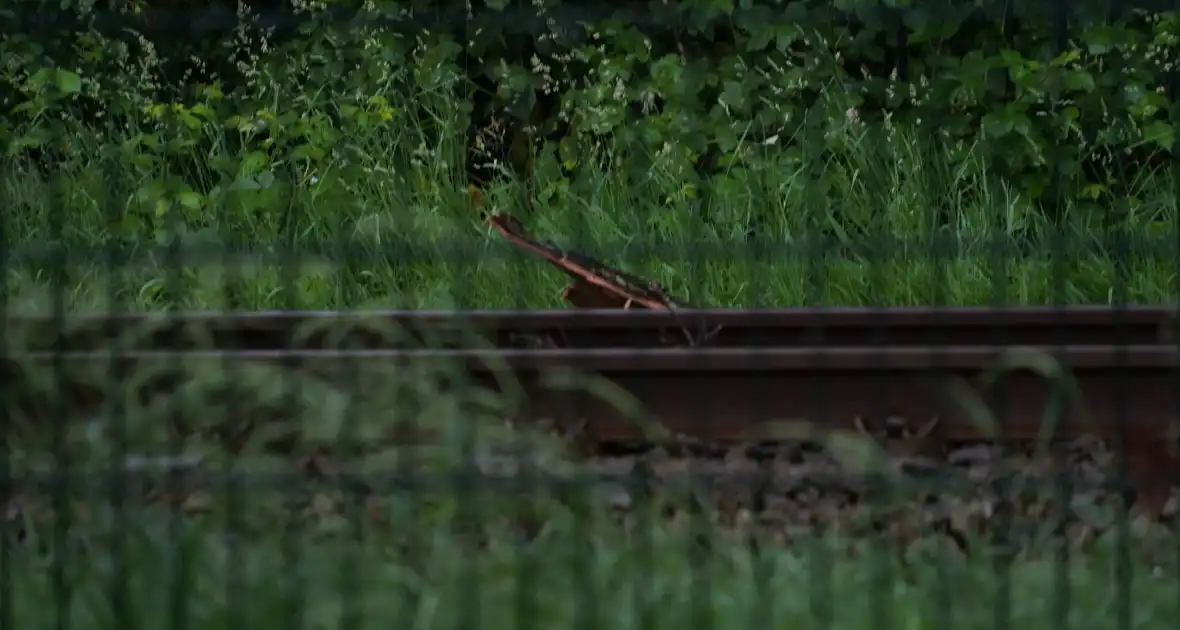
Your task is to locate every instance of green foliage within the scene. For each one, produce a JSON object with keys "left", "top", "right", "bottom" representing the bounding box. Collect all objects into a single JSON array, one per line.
[
  {"left": 5, "top": 316, "right": 1180, "bottom": 630},
  {"left": 2, "top": 0, "right": 1179, "bottom": 307}
]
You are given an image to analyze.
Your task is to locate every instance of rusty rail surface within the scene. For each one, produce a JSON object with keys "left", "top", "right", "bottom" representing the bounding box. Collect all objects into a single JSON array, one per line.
[
  {"left": 16, "top": 344, "right": 1177, "bottom": 442},
  {"left": 8, "top": 306, "right": 1179, "bottom": 350},
  {"left": 9, "top": 307, "right": 1180, "bottom": 517}
]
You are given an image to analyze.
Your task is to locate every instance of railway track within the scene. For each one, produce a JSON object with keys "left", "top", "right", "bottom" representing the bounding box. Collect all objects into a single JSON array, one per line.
[
  {"left": 9, "top": 306, "right": 1177, "bottom": 350},
  {"left": 9, "top": 221, "right": 1180, "bottom": 547},
  {"left": 9, "top": 308, "right": 1180, "bottom": 446},
  {"left": 6, "top": 305, "right": 1180, "bottom": 518},
  {"left": 15, "top": 342, "right": 1177, "bottom": 440}
]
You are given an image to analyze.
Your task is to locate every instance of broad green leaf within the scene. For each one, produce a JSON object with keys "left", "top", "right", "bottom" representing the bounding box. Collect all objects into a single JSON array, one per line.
[
  {"left": 54, "top": 69, "right": 81, "bottom": 94},
  {"left": 1142, "top": 121, "right": 1175, "bottom": 152},
  {"left": 177, "top": 191, "right": 204, "bottom": 211},
  {"left": 1063, "top": 70, "right": 1095, "bottom": 93},
  {"left": 981, "top": 113, "right": 1013, "bottom": 138}
]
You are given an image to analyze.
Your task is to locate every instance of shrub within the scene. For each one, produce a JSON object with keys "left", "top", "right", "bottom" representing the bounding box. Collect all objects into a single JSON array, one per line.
[{"left": 3, "top": 0, "right": 1179, "bottom": 308}]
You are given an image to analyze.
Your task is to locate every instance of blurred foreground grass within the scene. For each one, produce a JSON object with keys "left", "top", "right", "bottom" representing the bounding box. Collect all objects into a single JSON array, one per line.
[
  {"left": 4, "top": 315, "right": 1180, "bottom": 630},
  {"left": 8, "top": 494, "right": 1178, "bottom": 630}
]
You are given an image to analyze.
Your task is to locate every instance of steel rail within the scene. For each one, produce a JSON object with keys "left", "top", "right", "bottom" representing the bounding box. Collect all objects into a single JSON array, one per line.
[
  {"left": 10, "top": 313, "right": 1180, "bottom": 518},
  {"left": 12, "top": 344, "right": 1178, "bottom": 444},
  {"left": 7, "top": 306, "right": 1179, "bottom": 350}
]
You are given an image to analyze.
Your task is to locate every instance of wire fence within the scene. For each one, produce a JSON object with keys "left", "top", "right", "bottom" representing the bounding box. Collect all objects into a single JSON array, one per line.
[
  {"left": 4, "top": 0, "right": 1180, "bottom": 629},
  {"left": 4, "top": 300, "right": 1180, "bottom": 630}
]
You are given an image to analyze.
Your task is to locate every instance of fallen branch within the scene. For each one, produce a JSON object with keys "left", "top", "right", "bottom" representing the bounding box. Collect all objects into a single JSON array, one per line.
[{"left": 486, "top": 213, "right": 721, "bottom": 345}]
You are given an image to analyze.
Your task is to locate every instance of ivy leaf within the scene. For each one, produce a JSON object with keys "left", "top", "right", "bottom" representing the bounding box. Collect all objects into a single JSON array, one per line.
[
  {"left": 981, "top": 112, "right": 1013, "bottom": 138},
  {"left": 53, "top": 69, "right": 81, "bottom": 95},
  {"left": 1142, "top": 121, "right": 1175, "bottom": 152},
  {"left": 1063, "top": 70, "right": 1095, "bottom": 94},
  {"left": 177, "top": 191, "right": 204, "bottom": 211}
]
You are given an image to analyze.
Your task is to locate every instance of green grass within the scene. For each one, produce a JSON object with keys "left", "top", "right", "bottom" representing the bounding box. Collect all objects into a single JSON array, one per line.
[
  {"left": 4, "top": 314, "right": 1180, "bottom": 630},
  {"left": 8, "top": 496, "right": 1180, "bottom": 630},
  {"left": 4, "top": 84, "right": 1179, "bottom": 312},
  {"left": 6, "top": 55, "right": 1180, "bottom": 630}
]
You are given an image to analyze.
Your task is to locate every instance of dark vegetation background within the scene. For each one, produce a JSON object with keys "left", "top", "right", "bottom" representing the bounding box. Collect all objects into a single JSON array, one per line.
[{"left": 3, "top": 0, "right": 1179, "bottom": 264}]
